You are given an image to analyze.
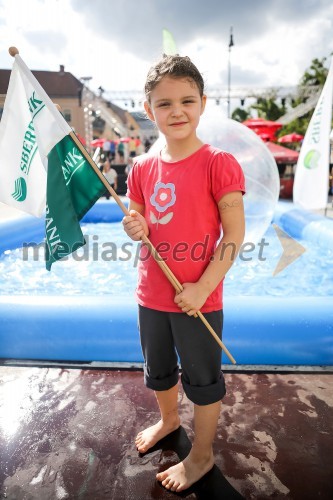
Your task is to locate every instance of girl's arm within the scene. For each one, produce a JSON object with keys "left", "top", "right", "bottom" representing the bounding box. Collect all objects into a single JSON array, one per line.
[
  {"left": 198, "top": 190, "right": 245, "bottom": 292},
  {"left": 174, "top": 190, "right": 245, "bottom": 315},
  {"left": 122, "top": 200, "right": 149, "bottom": 241}
]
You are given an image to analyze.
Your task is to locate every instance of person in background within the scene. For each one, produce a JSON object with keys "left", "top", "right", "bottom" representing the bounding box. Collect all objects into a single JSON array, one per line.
[
  {"left": 102, "top": 157, "right": 118, "bottom": 198},
  {"left": 125, "top": 156, "right": 133, "bottom": 177},
  {"left": 135, "top": 136, "right": 145, "bottom": 155},
  {"left": 102, "top": 139, "right": 111, "bottom": 159},
  {"left": 117, "top": 141, "right": 125, "bottom": 163},
  {"left": 110, "top": 140, "right": 116, "bottom": 162},
  {"left": 129, "top": 136, "right": 137, "bottom": 158},
  {"left": 144, "top": 137, "right": 152, "bottom": 152}
]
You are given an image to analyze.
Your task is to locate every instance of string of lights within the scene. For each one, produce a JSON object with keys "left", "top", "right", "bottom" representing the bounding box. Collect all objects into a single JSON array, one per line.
[{"left": 103, "top": 85, "right": 320, "bottom": 110}]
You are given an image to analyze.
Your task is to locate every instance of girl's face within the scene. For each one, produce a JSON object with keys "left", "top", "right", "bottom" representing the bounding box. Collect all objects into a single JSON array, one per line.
[{"left": 144, "top": 76, "right": 206, "bottom": 145}]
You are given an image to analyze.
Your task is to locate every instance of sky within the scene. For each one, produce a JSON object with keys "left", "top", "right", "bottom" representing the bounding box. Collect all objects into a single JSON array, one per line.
[{"left": 0, "top": 0, "right": 333, "bottom": 111}]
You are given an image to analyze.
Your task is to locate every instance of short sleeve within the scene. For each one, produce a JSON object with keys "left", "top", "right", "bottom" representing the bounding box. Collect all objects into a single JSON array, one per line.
[
  {"left": 126, "top": 161, "right": 145, "bottom": 205},
  {"left": 211, "top": 151, "right": 246, "bottom": 203}
]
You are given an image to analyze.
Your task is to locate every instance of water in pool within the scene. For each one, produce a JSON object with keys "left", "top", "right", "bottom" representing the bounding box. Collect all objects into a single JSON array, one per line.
[{"left": 0, "top": 222, "right": 332, "bottom": 297}]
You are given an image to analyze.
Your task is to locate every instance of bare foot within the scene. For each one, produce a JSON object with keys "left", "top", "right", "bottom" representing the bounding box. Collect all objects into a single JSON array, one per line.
[
  {"left": 156, "top": 450, "right": 214, "bottom": 492},
  {"left": 135, "top": 419, "right": 180, "bottom": 453}
]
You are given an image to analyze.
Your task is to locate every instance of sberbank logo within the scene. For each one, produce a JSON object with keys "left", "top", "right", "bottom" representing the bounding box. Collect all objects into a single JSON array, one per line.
[
  {"left": 12, "top": 177, "right": 27, "bottom": 202},
  {"left": 304, "top": 149, "right": 321, "bottom": 169}
]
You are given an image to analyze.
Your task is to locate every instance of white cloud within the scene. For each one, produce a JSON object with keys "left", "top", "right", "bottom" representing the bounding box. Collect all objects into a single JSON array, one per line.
[
  {"left": 0, "top": 0, "right": 150, "bottom": 95},
  {"left": 235, "top": 15, "right": 333, "bottom": 87},
  {"left": 0, "top": 0, "right": 332, "bottom": 100}
]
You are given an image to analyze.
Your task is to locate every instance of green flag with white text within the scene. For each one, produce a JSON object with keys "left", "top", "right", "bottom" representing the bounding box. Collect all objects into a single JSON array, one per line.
[
  {"left": 45, "top": 135, "right": 105, "bottom": 270},
  {"left": 0, "top": 55, "right": 106, "bottom": 270}
]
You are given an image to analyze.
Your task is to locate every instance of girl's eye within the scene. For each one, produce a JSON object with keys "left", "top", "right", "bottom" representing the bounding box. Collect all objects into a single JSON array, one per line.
[
  {"left": 158, "top": 102, "right": 170, "bottom": 107},
  {"left": 183, "top": 100, "right": 195, "bottom": 104}
]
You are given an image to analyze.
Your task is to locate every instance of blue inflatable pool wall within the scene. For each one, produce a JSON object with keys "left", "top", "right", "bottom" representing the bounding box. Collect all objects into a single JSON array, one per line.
[{"left": 0, "top": 200, "right": 332, "bottom": 366}]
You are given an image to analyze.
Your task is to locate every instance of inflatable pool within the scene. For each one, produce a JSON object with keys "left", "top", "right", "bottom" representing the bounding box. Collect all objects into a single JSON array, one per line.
[{"left": 0, "top": 200, "right": 332, "bottom": 366}]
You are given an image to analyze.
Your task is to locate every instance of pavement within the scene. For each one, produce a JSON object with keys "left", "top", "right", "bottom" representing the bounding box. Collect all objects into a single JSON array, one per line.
[{"left": 0, "top": 365, "right": 332, "bottom": 500}]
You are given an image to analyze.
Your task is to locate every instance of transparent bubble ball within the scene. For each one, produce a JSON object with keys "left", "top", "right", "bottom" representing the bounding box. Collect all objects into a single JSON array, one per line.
[
  {"left": 198, "top": 108, "right": 280, "bottom": 242},
  {"left": 151, "top": 106, "right": 280, "bottom": 242}
]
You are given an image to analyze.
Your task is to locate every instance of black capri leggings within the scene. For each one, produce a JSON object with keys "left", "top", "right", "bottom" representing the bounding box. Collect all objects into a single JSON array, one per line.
[{"left": 138, "top": 305, "right": 226, "bottom": 405}]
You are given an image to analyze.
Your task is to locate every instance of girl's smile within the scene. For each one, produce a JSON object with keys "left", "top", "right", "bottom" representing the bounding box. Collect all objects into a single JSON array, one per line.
[{"left": 170, "top": 121, "right": 188, "bottom": 127}]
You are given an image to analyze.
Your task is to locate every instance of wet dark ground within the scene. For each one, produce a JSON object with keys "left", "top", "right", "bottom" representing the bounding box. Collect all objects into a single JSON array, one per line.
[{"left": 0, "top": 366, "right": 332, "bottom": 500}]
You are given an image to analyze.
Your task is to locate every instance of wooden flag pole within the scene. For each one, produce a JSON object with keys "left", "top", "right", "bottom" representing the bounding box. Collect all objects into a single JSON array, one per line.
[{"left": 70, "top": 132, "right": 236, "bottom": 365}]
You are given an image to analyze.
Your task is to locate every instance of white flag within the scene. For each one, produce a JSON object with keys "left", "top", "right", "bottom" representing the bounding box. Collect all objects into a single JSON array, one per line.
[
  {"left": 293, "top": 58, "right": 333, "bottom": 210},
  {"left": 0, "top": 57, "right": 71, "bottom": 216}
]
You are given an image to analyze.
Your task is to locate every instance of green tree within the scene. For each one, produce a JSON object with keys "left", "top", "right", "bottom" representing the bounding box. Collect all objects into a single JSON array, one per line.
[
  {"left": 300, "top": 57, "right": 329, "bottom": 87},
  {"left": 277, "top": 115, "right": 311, "bottom": 138},
  {"left": 232, "top": 56, "right": 331, "bottom": 134},
  {"left": 250, "top": 93, "right": 286, "bottom": 121},
  {"left": 277, "top": 56, "right": 331, "bottom": 139},
  {"left": 231, "top": 107, "right": 250, "bottom": 122}
]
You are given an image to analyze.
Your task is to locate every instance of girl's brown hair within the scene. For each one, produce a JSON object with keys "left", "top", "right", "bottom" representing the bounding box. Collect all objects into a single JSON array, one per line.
[{"left": 144, "top": 54, "right": 205, "bottom": 101}]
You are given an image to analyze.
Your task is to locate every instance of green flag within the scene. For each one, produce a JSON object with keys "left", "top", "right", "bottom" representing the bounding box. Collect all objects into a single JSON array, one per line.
[
  {"left": 0, "top": 55, "right": 106, "bottom": 270},
  {"left": 163, "top": 29, "right": 177, "bottom": 55},
  {"left": 45, "top": 135, "right": 105, "bottom": 270}
]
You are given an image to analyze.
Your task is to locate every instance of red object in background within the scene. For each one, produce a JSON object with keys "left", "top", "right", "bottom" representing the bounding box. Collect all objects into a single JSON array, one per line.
[
  {"left": 265, "top": 141, "right": 299, "bottom": 164},
  {"left": 258, "top": 132, "right": 271, "bottom": 142},
  {"left": 278, "top": 133, "right": 304, "bottom": 143},
  {"left": 265, "top": 142, "right": 299, "bottom": 200},
  {"left": 76, "top": 134, "right": 86, "bottom": 146},
  {"left": 243, "top": 118, "right": 283, "bottom": 128},
  {"left": 91, "top": 138, "right": 106, "bottom": 148},
  {"left": 279, "top": 177, "right": 294, "bottom": 199},
  {"left": 243, "top": 118, "right": 283, "bottom": 141}
]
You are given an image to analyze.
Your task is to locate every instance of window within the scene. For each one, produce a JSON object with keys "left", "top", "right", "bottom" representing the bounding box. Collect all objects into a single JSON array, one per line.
[{"left": 63, "top": 109, "right": 72, "bottom": 122}]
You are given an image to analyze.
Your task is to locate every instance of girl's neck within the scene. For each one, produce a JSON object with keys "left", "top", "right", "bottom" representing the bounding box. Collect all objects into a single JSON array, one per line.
[{"left": 161, "top": 137, "right": 204, "bottom": 163}]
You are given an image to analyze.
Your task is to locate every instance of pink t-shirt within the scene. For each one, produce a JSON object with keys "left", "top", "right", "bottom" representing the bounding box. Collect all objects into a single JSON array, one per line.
[{"left": 126, "top": 144, "right": 245, "bottom": 312}]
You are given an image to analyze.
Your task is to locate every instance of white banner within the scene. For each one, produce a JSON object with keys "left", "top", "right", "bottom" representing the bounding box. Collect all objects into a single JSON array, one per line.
[
  {"left": 293, "top": 58, "right": 333, "bottom": 210},
  {"left": 0, "top": 57, "right": 71, "bottom": 217}
]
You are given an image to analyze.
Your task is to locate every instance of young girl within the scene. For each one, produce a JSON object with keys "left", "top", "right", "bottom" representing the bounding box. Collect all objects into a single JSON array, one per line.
[{"left": 122, "top": 55, "right": 245, "bottom": 493}]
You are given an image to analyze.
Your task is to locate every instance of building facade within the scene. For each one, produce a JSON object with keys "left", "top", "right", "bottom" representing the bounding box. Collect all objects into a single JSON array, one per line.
[{"left": 0, "top": 64, "right": 140, "bottom": 148}]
